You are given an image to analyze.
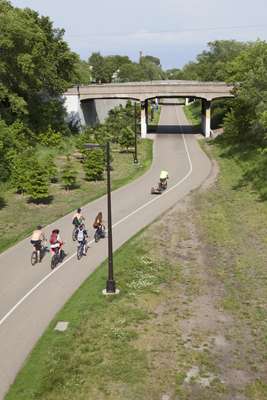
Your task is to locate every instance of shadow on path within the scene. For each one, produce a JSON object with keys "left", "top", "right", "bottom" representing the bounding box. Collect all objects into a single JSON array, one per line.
[{"left": 148, "top": 124, "right": 201, "bottom": 135}]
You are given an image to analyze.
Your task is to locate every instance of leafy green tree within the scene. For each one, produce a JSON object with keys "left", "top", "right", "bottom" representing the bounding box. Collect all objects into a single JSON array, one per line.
[
  {"left": 61, "top": 156, "right": 77, "bottom": 189},
  {"left": 88, "top": 52, "right": 131, "bottom": 83},
  {"left": 44, "top": 154, "right": 58, "bottom": 183},
  {"left": 105, "top": 101, "right": 136, "bottom": 141},
  {"left": 140, "top": 56, "right": 165, "bottom": 80},
  {"left": 88, "top": 52, "right": 107, "bottom": 83},
  {"left": 224, "top": 40, "right": 267, "bottom": 144},
  {"left": 10, "top": 153, "right": 31, "bottom": 194},
  {"left": 117, "top": 63, "right": 147, "bottom": 82},
  {"left": 142, "top": 55, "right": 161, "bottom": 66},
  {"left": 0, "top": 119, "right": 34, "bottom": 182},
  {"left": 83, "top": 149, "right": 105, "bottom": 181},
  {"left": 0, "top": 1, "right": 77, "bottom": 132},
  {"left": 166, "top": 68, "right": 185, "bottom": 80},
  {"left": 94, "top": 124, "right": 114, "bottom": 145},
  {"left": 119, "top": 126, "right": 135, "bottom": 151},
  {"left": 175, "top": 40, "right": 248, "bottom": 82},
  {"left": 76, "top": 126, "right": 96, "bottom": 158},
  {"left": 196, "top": 40, "right": 248, "bottom": 81},
  {"left": 74, "top": 58, "right": 92, "bottom": 84},
  {"left": 26, "top": 158, "right": 50, "bottom": 202},
  {"left": 39, "top": 127, "right": 62, "bottom": 147}
]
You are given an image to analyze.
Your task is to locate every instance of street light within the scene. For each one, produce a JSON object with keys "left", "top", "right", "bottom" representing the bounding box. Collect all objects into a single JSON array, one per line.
[
  {"left": 133, "top": 102, "right": 138, "bottom": 164},
  {"left": 84, "top": 142, "right": 118, "bottom": 295}
]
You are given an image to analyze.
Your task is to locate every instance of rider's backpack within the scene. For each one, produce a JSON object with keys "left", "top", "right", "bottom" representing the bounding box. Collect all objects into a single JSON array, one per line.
[
  {"left": 50, "top": 232, "right": 58, "bottom": 245},
  {"left": 77, "top": 229, "right": 84, "bottom": 242}
]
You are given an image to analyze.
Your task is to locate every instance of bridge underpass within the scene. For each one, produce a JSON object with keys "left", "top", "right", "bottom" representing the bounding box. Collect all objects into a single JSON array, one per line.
[
  {"left": 147, "top": 99, "right": 199, "bottom": 136},
  {"left": 63, "top": 80, "right": 234, "bottom": 138}
]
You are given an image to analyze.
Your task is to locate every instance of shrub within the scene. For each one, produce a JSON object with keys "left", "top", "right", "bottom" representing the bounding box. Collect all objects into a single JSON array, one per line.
[
  {"left": 83, "top": 148, "right": 105, "bottom": 181},
  {"left": 61, "top": 156, "right": 78, "bottom": 190},
  {"left": 27, "top": 159, "right": 50, "bottom": 202},
  {"left": 39, "top": 127, "right": 62, "bottom": 147},
  {"left": 44, "top": 154, "right": 58, "bottom": 183},
  {"left": 119, "top": 126, "right": 135, "bottom": 151}
]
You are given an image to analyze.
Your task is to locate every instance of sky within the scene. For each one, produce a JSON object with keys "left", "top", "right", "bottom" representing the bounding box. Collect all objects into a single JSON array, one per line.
[{"left": 10, "top": 0, "right": 267, "bottom": 69}]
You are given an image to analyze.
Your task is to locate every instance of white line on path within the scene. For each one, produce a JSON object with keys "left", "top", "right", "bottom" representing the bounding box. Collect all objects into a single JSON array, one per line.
[{"left": 0, "top": 132, "right": 193, "bottom": 328}]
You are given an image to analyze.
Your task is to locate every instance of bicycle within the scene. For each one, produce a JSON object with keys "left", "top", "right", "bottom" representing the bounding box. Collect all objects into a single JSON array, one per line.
[
  {"left": 72, "top": 226, "right": 78, "bottom": 241},
  {"left": 94, "top": 225, "right": 106, "bottom": 243},
  {"left": 72, "top": 217, "right": 85, "bottom": 241},
  {"left": 31, "top": 241, "right": 47, "bottom": 266},
  {"left": 51, "top": 247, "right": 64, "bottom": 269},
  {"left": 77, "top": 241, "right": 88, "bottom": 260}
]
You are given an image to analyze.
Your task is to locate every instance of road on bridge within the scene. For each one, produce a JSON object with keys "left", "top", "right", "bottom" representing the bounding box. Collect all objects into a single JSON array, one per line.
[{"left": 0, "top": 104, "right": 211, "bottom": 399}]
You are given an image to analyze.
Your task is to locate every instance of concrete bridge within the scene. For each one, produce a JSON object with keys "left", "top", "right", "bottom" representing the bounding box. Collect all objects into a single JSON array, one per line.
[{"left": 63, "top": 80, "right": 234, "bottom": 138}]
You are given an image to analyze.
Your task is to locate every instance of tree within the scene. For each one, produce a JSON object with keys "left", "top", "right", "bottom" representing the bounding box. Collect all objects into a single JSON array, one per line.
[
  {"left": 0, "top": 1, "right": 77, "bottom": 132},
  {"left": 118, "top": 63, "right": 147, "bottom": 82},
  {"left": 0, "top": 119, "right": 34, "bottom": 183},
  {"left": 224, "top": 40, "right": 267, "bottom": 144},
  {"left": 140, "top": 56, "right": 165, "bottom": 80},
  {"left": 88, "top": 52, "right": 131, "bottom": 83},
  {"left": 166, "top": 68, "right": 185, "bottom": 80},
  {"left": 142, "top": 55, "right": 161, "bottom": 66},
  {"left": 61, "top": 156, "right": 77, "bottom": 189},
  {"left": 175, "top": 40, "right": 248, "bottom": 82},
  {"left": 44, "top": 154, "right": 58, "bottom": 183},
  {"left": 10, "top": 153, "right": 31, "bottom": 194},
  {"left": 119, "top": 126, "right": 135, "bottom": 151},
  {"left": 26, "top": 159, "right": 50, "bottom": 202},
  {"left": 39, "top": 126, "right": 62, "bottom": 147},
  {"left": 88, "top": 52, "right": 107, "bottom": 83},
  {"left": 74, "top": 58, "right": 92, "bottom": 84},
  {"left": 83, "top": 149, "right": 105, "bottom": 181}
]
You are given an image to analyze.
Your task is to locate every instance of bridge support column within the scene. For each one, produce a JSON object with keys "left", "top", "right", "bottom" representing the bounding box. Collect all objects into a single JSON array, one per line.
[
  {"left": 145, "top": 100, "right": 149, "bottom": 125},
  {"left": 201, "top": 99, "right": 211, "bottom": 138},
  {"left": 77, "top": 87, "right": 86, "bottom": 127},
  {"left": 185, "top": 97, "right": 189, "bottom": 106},
  {"left": 141, "top": 102, "right": 147, "bottom": 138},
  {"left": 63, "top": 86, "right": 85, "bottom": 129}
]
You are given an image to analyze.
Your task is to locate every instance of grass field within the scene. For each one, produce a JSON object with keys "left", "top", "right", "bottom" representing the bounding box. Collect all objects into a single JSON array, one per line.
[
  {"left": 183, "top": 101, "right": 201, "bottom": 126},
  {"left": 6, "top": 136, "right": 267, "bottom": 399},
  {"left": 0, "top": 139, "right": 153, "bottom": 254}
]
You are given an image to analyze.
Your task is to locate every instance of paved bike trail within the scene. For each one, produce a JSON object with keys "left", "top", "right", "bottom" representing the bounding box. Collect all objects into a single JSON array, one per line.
[{"left": 0, "top": 105, "right": 211, "bottom": 399}]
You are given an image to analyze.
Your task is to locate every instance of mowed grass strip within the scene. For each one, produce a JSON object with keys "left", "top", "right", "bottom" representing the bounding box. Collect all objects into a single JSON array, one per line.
[{"left": 0, "top": 139, "right": 153, "bottom": 254}]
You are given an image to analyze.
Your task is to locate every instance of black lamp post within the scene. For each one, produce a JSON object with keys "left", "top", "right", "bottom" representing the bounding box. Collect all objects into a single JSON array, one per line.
[
  {"left": 84, "top": 142, "right": 117, "bottom": 294},
  {"left": 133, "top": 102, "right": 138, "bottom": 164}
]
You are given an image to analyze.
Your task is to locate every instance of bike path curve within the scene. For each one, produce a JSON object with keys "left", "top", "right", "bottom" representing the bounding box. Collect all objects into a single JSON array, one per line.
[{"left": 0, "top": 105, "right": 211, "bottom": 398}]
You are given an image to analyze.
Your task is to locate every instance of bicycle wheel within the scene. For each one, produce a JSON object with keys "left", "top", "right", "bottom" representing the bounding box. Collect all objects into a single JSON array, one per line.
[
  {"left": 31, "top": 251, "right": 38, "bottom": 266},
  {"left": 94, "top": 230, "right": 100, "bottom": 243},
  {"left": 51, "top": 254, "right": 57, "bottom": 269},
  {"left": 72, "top": 227, "right": 77, "bottom": 241},
  {"left": 77, "top": 244, "right": 83, "bottom": 260},
  {"left": 84, "top": 243, "right": 88, "bottom": 255}
]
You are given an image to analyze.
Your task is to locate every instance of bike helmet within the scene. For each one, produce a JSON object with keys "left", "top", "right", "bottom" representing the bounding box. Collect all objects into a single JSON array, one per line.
[
  {"left": 37, "top": 225, "right": 43, "bottom": 230},
  {"left": 77, "top": 208, "right": 81, "bottom": 213},
  {"left": 52, "top": 229, "right": 59, "bottom": 234}
]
